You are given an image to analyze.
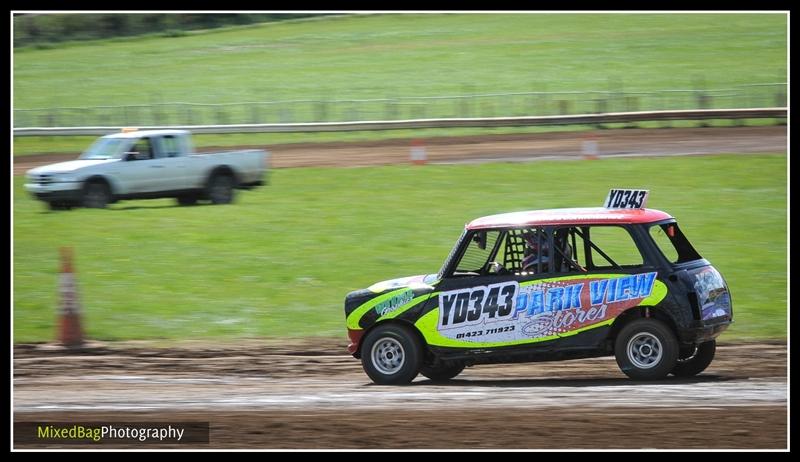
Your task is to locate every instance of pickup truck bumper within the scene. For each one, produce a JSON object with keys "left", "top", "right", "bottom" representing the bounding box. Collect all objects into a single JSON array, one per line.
[{"left": 25, "top": 182, "right": 82, "bottom": 203}]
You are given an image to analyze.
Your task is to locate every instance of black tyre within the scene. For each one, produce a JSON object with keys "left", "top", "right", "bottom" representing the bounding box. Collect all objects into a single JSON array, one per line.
[
  {"left": 207, "top": 174, "right": 235, "bottom": 205},
  {"left": 177, "top": 195, "right": 198, "bottom": 206},
  {"left": 671, "top": 340, "right": 716, "bottom": 377},
  {"left": 48, "top": 202, "right": 73, "bottom": 211},
  {"left": 614, "top": 318, "right": 678, "bottom": 380},
  {"left": 420, "top": 361, "right": 465, "bottom": 382},
  {"left": 361, "top": 324, "right": 422, "bottom": 385},
  {"left": 82, "top": 181, "right": 111, "bottom": 209}
]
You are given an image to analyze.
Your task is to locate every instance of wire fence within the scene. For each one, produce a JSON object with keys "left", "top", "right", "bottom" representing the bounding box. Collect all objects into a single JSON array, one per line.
[{"left": 13, "top": 83, "right": 787, "bottom": 128}]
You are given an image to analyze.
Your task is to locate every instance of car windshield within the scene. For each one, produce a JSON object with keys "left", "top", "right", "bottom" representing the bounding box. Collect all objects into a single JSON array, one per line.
[
  {"left": 438, "top": 230, "right": 468, "bottom": 279},
  {"left": 79, "top": 138, "right": 129, "bottom": 160}
]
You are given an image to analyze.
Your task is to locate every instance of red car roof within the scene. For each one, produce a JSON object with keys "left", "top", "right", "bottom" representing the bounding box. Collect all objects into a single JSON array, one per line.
[{"left": 466, "top": 207, "right": 673, "bottom": 230}]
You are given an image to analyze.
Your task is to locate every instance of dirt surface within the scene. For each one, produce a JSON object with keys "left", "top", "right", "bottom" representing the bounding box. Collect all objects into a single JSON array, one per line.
[
  {"left": 13, "top": 341, "right": 787, "bottom": 449},
  {"left": 13, "top": 125, "right": 787, "bottom": 175}
]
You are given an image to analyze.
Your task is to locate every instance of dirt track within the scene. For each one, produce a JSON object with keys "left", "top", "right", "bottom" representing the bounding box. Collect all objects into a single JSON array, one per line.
[
  {"left": 13, "top": 125, "right": 787, "bottom": 175},
  {"left": 13, "top": 341, "right": 787, "bottom": 449}
]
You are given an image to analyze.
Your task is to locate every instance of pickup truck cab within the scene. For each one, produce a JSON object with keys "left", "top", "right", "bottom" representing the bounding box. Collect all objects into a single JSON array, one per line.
[{"left": 25, "top": 129, "right": 268, "bottom": 210}]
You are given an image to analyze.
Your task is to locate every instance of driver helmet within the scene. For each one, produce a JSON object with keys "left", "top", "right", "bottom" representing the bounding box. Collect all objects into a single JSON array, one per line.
[{"left": 522, "top": 231, "right": 550, "bottom": 271}]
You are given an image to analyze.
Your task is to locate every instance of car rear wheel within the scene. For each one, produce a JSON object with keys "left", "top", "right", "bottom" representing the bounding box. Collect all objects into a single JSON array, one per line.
[
  {"left": 671, "top": 340, "right": 716, "bottom": 377},
  {"left": 614, "top": 318, "right": 678, "bottom": 380},
  {"left": 361, "top": 324, "right": 422, "bottom": 385},
  {"left": 420, "top": 361, "right": 465, "bottom": 382}
]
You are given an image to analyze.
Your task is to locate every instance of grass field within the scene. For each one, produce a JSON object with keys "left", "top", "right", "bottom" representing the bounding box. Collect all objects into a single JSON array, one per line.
[
  {"left": 12, "top": 13, "right": 787, "bottom": 155},
  {"left": 14, "top": 14, "right": 786, "bottom": 107},
  {"left": 13, "top": 14, "right": 786, "bottom": 155},
  {"left": 13, "top": 154, "right": 787, "bottom": 342}
]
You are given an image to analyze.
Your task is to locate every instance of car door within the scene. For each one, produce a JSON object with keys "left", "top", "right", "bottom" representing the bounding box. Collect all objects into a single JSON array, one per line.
[
  {"left": 519, "top": 225, "right": 667, "bottom": 341},
  {"left": 418, "top": 229, "right": 540, "bottom": 348},
  {"left": 419, "top": 226, "right": 647, "bottom": 349},
  {"left": 555, "top": 225, "right": 666, "bottom": 334}
]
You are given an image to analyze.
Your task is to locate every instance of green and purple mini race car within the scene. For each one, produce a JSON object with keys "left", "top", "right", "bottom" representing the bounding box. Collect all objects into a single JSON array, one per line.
[{"left": 343, "top": 189, "right": 732, "bottom": 385}]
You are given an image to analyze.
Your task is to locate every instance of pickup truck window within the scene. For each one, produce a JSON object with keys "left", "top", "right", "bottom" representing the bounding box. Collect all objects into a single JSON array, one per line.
[
  {"left": 79, "top": 138, "right": 127, "bottom": 160},
  {"left": 159, "top": 135, "right": 179, "bottom": 158},
  {"left": 130, "top": 138, "right": 154, "bottom": 160}
]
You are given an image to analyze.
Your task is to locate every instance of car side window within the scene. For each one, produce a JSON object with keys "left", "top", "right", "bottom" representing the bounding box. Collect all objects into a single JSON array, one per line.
[
  {"left": 454, "top": 230, "right": 501, "bottom": 275},
  {"left": 585, "top": 226, "right": 643, "bottom": 269},
  {"left": 502, "top": 227, "right": 550, "bottom": 274}
]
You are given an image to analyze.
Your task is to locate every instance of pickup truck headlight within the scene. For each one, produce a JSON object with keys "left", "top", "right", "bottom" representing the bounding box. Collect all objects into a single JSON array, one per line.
[{"left": 27, "top": 172, "right": 76, "bottom": 185}]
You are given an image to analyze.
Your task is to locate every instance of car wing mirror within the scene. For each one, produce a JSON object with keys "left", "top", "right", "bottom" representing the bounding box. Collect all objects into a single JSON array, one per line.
[{"left": 124, "top": 152, "right": 137, "bottom": 161}]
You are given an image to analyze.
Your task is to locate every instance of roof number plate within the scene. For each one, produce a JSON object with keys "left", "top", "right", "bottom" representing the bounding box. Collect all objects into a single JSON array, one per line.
[{"left": 604, "top": 189, "right": 649, "bottom": 209}]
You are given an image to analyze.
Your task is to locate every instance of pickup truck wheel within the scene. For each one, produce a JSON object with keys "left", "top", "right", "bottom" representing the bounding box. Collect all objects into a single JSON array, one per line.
[
  {"left": 48, "top": 202, "right": 73, "bottom": 211},
  {"left": 614, "top": 318, "right": 678, "bottom": 381},
  {"left": 208, "top": 174, "right": 235, "bottom": 205},
  {"left": 177, "top": 195, "right": 198, "bottom": 206},
  {"left": 82, "top": 181, "right": 111, "bottom": 209}
]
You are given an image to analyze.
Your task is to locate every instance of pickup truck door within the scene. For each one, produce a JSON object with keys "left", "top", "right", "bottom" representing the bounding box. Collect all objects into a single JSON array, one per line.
[
  {"left": 146, "top": 135, "right": 190, "bottom": 191},
  {"left": 113, "top": 137, "right": 160, "bottom": 194}
]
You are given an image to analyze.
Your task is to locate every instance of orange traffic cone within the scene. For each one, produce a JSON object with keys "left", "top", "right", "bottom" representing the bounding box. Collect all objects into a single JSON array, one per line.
[
  {"left": 57, "top": 247, "right": 84, "bottom": 346},
  {"left": 582, "top": 132, "right": 599, "bottom": 160},
  {"left": 410, "top": 139, "right": 428, "bottom": 165}
]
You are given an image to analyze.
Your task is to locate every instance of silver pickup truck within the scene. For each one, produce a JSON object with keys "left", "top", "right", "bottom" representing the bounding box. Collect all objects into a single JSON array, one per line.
[{"left": 25, "top": 129, "right": 268, "bottom": 210}]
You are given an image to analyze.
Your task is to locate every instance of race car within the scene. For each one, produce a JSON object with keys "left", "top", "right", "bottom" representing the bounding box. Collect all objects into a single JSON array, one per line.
[{"left": 343, "top": 189, "right": 732, "bottom": 384}]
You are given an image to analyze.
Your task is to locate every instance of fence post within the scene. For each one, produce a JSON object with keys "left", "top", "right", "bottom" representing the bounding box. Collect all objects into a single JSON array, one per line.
[
  {"left": 314, "top": 101, "right": 328, "bottom": 122},
  {"left": 659, "top": 93, "right": 671, "bottom": 129},
  {"left": 694, "top": 76, "right": 710, "bottom": 127},
  {"left": 538, "top": 93, "right": 549, "bottom": 116},
  {"left": 624, "top": 96, "right": 639, "bottom": 129},
  {"left": 557, "top": 100, "right": 570, "bottom": 115},
  {"left": 184, "top": 105, "right": 193, "bottom": 125},
  {"left": 385, "top": 99, "right": 398, "bottom": 120},
  {"left": 594, "top": 99, "right": 608, "bottom": 129},
  {"left": 480, "top": 101, "right": 493, "bottom": 118}
]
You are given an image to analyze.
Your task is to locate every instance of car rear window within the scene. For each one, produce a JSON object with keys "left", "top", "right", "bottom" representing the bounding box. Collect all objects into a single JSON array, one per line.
[{"left": 648, "top": 222, "right": 702, "bottom": 264}]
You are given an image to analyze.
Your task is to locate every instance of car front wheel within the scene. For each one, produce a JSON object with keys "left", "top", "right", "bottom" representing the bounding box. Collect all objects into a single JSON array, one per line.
[
  {"left": 614, "top": 318, "right": 678, "bottom": 380},
  {"left": 361, "top": 324, "right": 422, "bottom": 385}
]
